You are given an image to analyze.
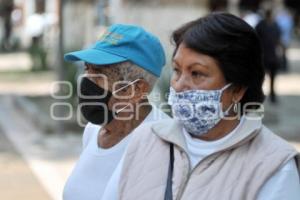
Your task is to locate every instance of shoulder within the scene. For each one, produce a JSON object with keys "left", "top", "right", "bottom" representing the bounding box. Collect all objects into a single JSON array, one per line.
[
  {"left": 82, "top": 122, "right": 101, "bottom": 149},
  {"left": 128, "top": 120, "right": 162, "bottom": 147},
  {"left": 256, "top": 126, "right": 297, "bottom": 153},
  {"left": 279, "top": 158, "right": 299, "bottom": 172},
  {"left": 130, "top": 118, "right": 174, "bottom": 141},
  {"left": 258, "top": 158, "right": 300, "bottom": 200},
  {"left": 248, "top": 125, "right": 299, "bottom": 170},
  {"left": 125, "top": 119, "right": 172, "bottom": 157},
  {"left": 119, "top": 120, "right": 172, "bottom": 198}
]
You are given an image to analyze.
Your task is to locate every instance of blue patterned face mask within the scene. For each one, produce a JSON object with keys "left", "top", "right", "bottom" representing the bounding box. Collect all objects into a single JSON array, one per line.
[{"left": 168, "top": 84, "right": 232, "bottom": 137}]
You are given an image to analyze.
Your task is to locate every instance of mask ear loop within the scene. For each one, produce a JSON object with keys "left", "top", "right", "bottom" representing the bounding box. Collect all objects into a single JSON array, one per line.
[
  {"left": 223, "top": 103, "right": 234, "bottom": 116},
  {"left": 113, "top": 79, "right": 141, "bottom": 115},
  {"left": 115, "top": 104, "right": 131, "bottom": 115},
  {"left": 221, "top": 83, "right": 233, "bottom": 117},
  {"left": 112, "top": 79, "right": 141, "bottom": 95},
  {"left": 167, "top": 87, "right": 176, "bottom": 106},
  {"left": 221, "top": 83, "right": 232, "bottom": 92},
  {"left": 222, "top": 83, "right": 240, "bottom": 115}
]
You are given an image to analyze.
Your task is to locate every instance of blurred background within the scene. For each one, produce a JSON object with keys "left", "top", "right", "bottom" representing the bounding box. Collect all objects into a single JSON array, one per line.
[{"left": 0, "top": 0, "right": 300, "bottom": 199}]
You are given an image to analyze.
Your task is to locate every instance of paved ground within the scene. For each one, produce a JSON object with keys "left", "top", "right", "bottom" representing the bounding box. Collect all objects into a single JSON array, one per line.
[
  {"left": 0, "top": 96, "right": 81, "bottom": 200},
  {"left": 0, "top": 52, "right": 32, "bottom": 71},
  {"left": 0, "top": 128, "right": 51, "bottom": 200}
]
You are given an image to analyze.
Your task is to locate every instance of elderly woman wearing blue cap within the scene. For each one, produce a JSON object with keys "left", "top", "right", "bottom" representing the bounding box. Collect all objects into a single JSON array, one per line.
[
  {"left": 102, "top": 13, "right": 300, "bottom": 200},
  {"left": 62, "top": 24, "right": 169, "bottom": 200}
]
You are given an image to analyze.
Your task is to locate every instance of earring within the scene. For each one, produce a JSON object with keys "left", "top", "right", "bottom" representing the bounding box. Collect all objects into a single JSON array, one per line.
[{"left": 233, "top": 102, "right": 238, "bottom": 113}]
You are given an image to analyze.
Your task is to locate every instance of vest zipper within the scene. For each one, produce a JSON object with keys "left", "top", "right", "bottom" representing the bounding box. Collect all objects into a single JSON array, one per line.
[
  {"left": 174, "top": 145, "right": 191, "bottom": 200},
  {"left": 175, "top": 129, "right": 260, "bottom": 199},
  {"left": 176, "top": 151, "right": 219, "bottom": 200}
]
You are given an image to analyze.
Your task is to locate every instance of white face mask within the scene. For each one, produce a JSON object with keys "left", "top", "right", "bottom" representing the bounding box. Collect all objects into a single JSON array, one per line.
[{"left": 168, "top": 84, "right": 232, "bottom": 137}]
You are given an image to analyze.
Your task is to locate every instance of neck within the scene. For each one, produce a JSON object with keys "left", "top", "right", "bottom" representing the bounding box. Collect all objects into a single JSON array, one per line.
[
  {"left": 194, "top": 118, "right": 240, "bottom": 141},
  {"left": 98, "top": 99, "right": 152, "bottom": 148},
  {"left": 127, "top": 99, "right": 152, "bottom": 131}
]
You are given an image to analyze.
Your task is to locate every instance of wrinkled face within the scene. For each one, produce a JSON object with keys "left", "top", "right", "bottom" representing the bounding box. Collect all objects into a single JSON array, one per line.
[
  {"left": 84, "top": 63, "right": 137, "bottom": 111},
  {"left": 84, "top": 63, "right": 123, "bottom": 92},
  {"left": 83, "top": 63, "right": 149, "bottom": 133},
  {"left": 171, "top": 43, "right": 234, "bottom": 108}
]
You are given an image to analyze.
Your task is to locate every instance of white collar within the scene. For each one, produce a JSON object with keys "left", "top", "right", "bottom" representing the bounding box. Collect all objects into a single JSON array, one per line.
[{"left": 182, "top": 115, "right": 262, "bottom": 152}]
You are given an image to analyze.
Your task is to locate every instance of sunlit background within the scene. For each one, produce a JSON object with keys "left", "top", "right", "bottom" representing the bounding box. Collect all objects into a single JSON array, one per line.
[{"left": 0, "top": 0, "right": 300, "bottom": 199}]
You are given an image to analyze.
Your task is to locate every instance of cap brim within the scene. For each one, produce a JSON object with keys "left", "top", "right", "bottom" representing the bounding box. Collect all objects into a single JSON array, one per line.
[{"left": 64, "top": 48, "right": 127, "bottom": 65}]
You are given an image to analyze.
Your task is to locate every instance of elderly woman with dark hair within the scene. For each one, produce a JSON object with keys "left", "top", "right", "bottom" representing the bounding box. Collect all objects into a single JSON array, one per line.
[{"left": 101, "top": 13, "right": 300, "bottom": 200}]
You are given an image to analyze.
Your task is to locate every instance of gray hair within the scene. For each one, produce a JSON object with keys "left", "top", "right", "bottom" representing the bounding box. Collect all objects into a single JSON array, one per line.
[{"left": 111, "top": 61, "right": 158, "bottom": 92}]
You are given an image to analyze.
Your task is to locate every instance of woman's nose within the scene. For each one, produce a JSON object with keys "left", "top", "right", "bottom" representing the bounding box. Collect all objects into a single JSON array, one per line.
[{"left": 172, "top": 74, "right": 192, "bottom": 92}]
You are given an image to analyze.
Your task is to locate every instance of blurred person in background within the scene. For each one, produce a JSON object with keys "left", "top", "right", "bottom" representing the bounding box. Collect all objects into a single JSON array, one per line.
[
  {"left": 256, "top": 9, "right": 281, "bottom": 103},
  {"left": 239, "top": 0, "right": 262, "bottom": 28},
  {"left": 102, "top": 13, "right": 300, "bottom": 200},
  {"left": 242, "top": 11, "right": 261, "bottom": 28},
  {"left": 0, "top": 0, "right": 13, "bottom": 51},
  {"left": 284, "top": 0, "right": 300, "bottom": 36},
  {"left": 239, "top": 0, "right": 261, "bottom": 13},
  {"left": 275, "top": 7, "right": 294, "bottom": 72},
  {"left": 208, "top": 0, "right": 228, "bottom": 12},
  {"left": 63, "top": 24, "right": 169, "bottom": 200},
  {"left": 26, "top": 1, "right": 48, "bottom": 71},
  {"left": 242, "top": 10, "right": 261, "bottom": 28}
]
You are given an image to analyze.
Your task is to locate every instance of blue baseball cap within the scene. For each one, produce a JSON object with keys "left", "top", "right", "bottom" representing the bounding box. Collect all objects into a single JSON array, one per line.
[{"left": 64, "top": 24, "right": 165, "bottom": 77}]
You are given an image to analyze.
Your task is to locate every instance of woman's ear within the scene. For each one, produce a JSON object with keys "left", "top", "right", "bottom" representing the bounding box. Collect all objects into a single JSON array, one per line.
[{"left": 232, "top": 85, "right": 247, "bottom": 102}]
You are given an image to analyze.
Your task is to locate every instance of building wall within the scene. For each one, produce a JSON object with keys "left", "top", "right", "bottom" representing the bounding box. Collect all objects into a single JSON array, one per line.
[
  {"left": 61, "top": 0, "right": 211, "bottom": 54},
  {"left": 110, "top": 0, "right": 209, "bottom": 57},
  {"left": 63, "top": 1, "right": 98, "bottom": 50}
]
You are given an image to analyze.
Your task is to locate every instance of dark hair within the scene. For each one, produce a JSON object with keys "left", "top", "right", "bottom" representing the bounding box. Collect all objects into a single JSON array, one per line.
[{"left": 172, "top": 12, "right": 265, "bottom": 111}]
